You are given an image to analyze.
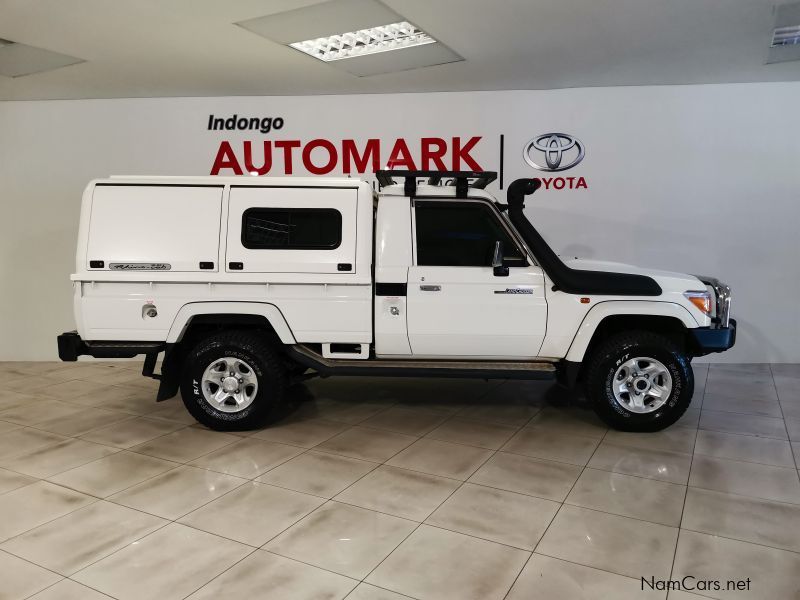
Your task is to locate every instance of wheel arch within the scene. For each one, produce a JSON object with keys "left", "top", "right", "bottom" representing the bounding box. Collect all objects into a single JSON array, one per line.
[
  {"left": 166, "top": 302, "right": 296, "bottom": 345},
  {"left": 156, "top": 302, "right": 296, "bottom": 402},
  {"left": 565, "top": 301, "right": 697, "bottom": 365}
]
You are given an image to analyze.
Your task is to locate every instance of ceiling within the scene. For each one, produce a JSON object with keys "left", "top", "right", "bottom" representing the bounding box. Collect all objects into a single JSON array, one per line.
[{"left": 0, "top": 0, "right": 797, "bottom": 100}]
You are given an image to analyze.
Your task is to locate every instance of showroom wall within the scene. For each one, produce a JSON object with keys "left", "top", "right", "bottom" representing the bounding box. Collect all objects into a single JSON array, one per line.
[{"left": 0, "top": 82, "right": 798, "bottom": 362}]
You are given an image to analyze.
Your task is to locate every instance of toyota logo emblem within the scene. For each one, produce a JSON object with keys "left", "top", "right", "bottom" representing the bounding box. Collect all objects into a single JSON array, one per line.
[{"left": 523, "top": 133, "right": 585, "bottom": 172}]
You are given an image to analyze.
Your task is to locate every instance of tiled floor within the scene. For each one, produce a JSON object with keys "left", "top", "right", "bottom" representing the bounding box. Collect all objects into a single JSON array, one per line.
[{"left": 0, "top": 361, "right": 799, "bottom": 600}]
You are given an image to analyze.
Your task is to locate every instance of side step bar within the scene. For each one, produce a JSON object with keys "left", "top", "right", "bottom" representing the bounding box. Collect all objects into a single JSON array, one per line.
[
  {"left": 57, "top": 331, "right": 165, "bottom": 361},
  {"left": 287, "top": 345, "right": 556, "bottom": 380}
]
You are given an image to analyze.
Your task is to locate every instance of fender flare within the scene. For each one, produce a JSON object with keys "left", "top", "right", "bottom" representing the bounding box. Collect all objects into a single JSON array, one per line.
[
  {"left": 166, "top": 301, "right": 297, "bottom": 344},
  {"left": 564, "top": 301, "right": 699, "bottom": 363}
]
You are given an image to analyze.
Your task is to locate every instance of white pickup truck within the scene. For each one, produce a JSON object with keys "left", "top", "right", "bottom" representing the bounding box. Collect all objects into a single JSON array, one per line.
[{"left": 57, "top": 170, "right": 735, "bottom": 432}]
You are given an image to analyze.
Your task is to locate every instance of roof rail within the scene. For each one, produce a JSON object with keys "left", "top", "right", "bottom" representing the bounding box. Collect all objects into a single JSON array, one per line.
[{"left": 375, "top": 170, "right": 498, "bottom": 198}]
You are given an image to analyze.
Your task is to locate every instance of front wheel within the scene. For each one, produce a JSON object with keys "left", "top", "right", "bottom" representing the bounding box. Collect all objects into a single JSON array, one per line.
[
  {"left": 585, "top": 331, "right": 693, "bottom": 432},
  {"left": 180, "top": 331, "right": 286, "bottom": 431}
]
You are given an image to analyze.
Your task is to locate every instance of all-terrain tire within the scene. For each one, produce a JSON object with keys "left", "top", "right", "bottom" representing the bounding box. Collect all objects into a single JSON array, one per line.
[
  {"left": 585, "top": 331, "right": 694, "bottom": 432},
  {"left": 180, "top": 330, "right": 286, "bottom": 431}
]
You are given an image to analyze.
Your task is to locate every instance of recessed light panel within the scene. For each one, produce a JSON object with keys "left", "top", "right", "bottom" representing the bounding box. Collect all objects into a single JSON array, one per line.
[
  {"left": 767, "top": 2, "right": 800, "bottom": 63},
  {"left": 771, "top": 24, "right": 800, "bottom": 46},
  {"left": 289, "top": 21, "right": 436, "bottom": 62},
  {"left": 236, "top": 0, "right": 462, "bottom": 77}
]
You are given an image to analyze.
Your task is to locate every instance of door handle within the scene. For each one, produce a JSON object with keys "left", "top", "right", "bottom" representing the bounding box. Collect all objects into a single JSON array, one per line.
[{"left": 420, "top": 285, "right": 441, "bottom": 292}]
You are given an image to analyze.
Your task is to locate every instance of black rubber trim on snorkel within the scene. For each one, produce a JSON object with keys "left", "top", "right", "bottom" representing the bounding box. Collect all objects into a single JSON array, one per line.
[{"left": 506, "top": 179, "right": 662, "bottom": 296}]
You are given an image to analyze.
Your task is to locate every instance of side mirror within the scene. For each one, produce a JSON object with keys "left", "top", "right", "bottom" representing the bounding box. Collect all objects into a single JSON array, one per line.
[{"left": 492, "top": 241, "right": 509, "bottom": 277}]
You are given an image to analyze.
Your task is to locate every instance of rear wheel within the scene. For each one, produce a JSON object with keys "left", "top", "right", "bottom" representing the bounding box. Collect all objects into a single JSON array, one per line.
[
  {"left": 585, "top": 331, "right": 693, "bottom": 431},
  {"left": 180, "top": 331, "right": 286, "bottom": 431}
]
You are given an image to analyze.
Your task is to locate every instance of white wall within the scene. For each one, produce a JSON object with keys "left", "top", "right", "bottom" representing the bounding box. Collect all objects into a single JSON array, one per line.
[{"left": 1, "top": 82, "right": 798, "bottom": 361}]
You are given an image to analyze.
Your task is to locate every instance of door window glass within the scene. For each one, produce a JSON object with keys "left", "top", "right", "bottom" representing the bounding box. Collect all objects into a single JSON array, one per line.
[{"left": 415, "top": 201, "right": 527, "bottom": 267}]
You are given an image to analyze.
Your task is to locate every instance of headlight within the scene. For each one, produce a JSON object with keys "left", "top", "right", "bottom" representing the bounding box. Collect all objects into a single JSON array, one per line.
[{"left": 684, "top": 290, "right": 713, "bottom": 316}]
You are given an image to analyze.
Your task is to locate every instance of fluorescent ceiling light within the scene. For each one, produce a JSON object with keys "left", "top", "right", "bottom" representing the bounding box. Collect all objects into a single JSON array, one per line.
[
  {"left": 771, "top": 25, "right": 800, "bottom": 46},
  {"left": 289, "top": 21, "right": 436, "bottom": 62}
]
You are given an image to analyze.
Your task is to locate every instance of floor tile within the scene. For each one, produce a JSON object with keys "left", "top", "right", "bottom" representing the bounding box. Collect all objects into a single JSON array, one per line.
[
  {"left": 675, "top": 407, "right": 701, "bottom": 429},
  {"left": 702, "top": 394, "right": 783, "bottom": 418},
  {"left": 537, "top": 505, "right": 678, "bottom": 579},
  {"left": 73, "top": 522, "right": 252, "bottom": 600},
  {"left": 359, "top": 406, "right": 449, "bottom": 436},
  {"left": 130, "top": 427, "right": 239, "bottom": 462},
  {"left": 34, "top": 407, "right": 134, "bottom": 437},
  {"left": 709, "top": 363, "right": 771, "bottom": 375},
  {"left": 250, "top": 417, "right": 349, "bottom": 447},
  {"left": 346, "top": 583, "right": 411, "bottom": 600},
  {"left": 28, "top": 579, "right": 114, "bottom": 600},
  {"left": 144, "top": 401, "right": 197, "bottom": 424},
  {"left": 0, "top": 420, "right": 22, "bottom": 434},
  {"left": 689, "top": 454, "right": 800, "bottom": 504},
  {"left": 0, "top": 392, "right": 43, "bottom": 412},
  {"left": 7, "top": 376, "right": 82, "bottom": 395},
  {"left": 0, "top": 481, "right": 95, "bottom": 542},
  {"left": 80, "top": 417, "right": 185, "bottom": 449},
  {"left": 566, "top": 468, "right": 686, "bottom": 526},
  {"left": 774, "top": 375, "right": 800, "bottom": 404},
  {"left": 315, "top": 426, "right": 416, "bottom": 462},
  {"left": 0, "top": 438, "right": 119, "bottom": 478},
  {"left": 786, "top": 417, "right": 800, "bottom": 442},
  {"left": 705, "top": 366, "right": 770, "bottom": 380},
  {"left": 771, "top": 364, "right": 800, "bottom": 379},
  {"left": 603, "top": 426, "right": 698, "bottom": 454},
  {"left": 179, "top": 481, "right": 325, "bottom": 546},
  {"left": 35, "top": 379, "right": 109, "bottom": 401},
  {"left": 502, "top": 426, "right": 599, "bottom": 465},
  {"left": 115, "top": 374, "right": 159, "bottom": 392},
  {"left": 265, "top": 501, "right": 416, "bottom": 579},
  {"left": 682, "top": 487, "right": 800, "bottom": 553},
  {"left": 0, "top": 549, "right": 62, "bottom": 600},
  {"left": 0, "top": 399, "right": 87, "bottom": 427},
  {"left": 110, "top": 465, "right": 246, "bottom": 519},
  {"left": 186, "top": 550, "right": 357, "bottom": 599},
  {"left": 666, "top": 591, "right": 712, "bottom": 600},
  {"left": 506, "top": 553, "right": 664, "bottom": 600},
  {"left": 424, "top": 417, "right": 518, "bottom": 450},
  {"left": 469, "top": 452, "right": 582, "bottom": 501},
  {"left": 0, "top": 428, "right": 66, "bottom": 462},
  {"left": 673, "top": 530, "right": 800, "bottom": 600},
  {"left": 386, "top": 438, "right": 492, "bottom": 480},
  {"left": 704, "top": 378, "right": 778, "bottom": 403},
  {"left": 1, "top": 500, "right": 166, "bottom": 574},
  {"left": 189, "top": 438, "right": 303, "bottom": 478},
  {"left": 311, "top": 402, "right": 389, "bottom": 425},
  {"left": 335, "top": 465, "right": 460, "bottom": 521},
  {"left": 780, "top": 400, "right": 800, "bottom": 420},
  {"left": 96, "top": 388, "right": 163, "bottom": 414},
  {"left": 0, "top": 467, "right": 37, "bottom": 495},
  {"left": 699, "top": 410, "right": 787, "bottom": 440},
  {"left": 366, "top": 524, "right": 529, "bottom": 600},
  {"left": 694, "top": 429, "right": 795, "bottom": 467},
  {"left": 525, "top": 407, "right": 608, "bottom": 439},
  {"left": 588, "top": 442, "right": 692, "bottom": 484},
  {"left": 456, "top": 401, "right": 540, "bottom": 426},
  {"left": 257, "top": 450, "right": 377, "bottom": 498},
  {"left": 48, "top": 451, "right": 177, "bottom": 497},
  {"left": 426, "top": 482, "right": 559, "bottom": 550}
]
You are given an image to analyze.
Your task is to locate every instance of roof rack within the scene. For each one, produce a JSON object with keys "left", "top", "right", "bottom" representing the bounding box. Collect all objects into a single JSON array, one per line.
[{"left": 375, "top": 170, "right": 498, "bottom": 198}]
